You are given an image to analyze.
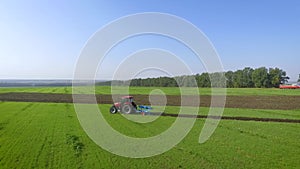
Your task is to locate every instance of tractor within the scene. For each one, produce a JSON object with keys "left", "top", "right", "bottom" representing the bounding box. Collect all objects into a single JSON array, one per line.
[{"left": 109, "top": 96, "right": 137, "bottom": 114}]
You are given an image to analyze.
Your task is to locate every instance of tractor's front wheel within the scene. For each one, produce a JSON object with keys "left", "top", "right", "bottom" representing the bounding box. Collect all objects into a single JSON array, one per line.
[
  {"left": 110, "top": 106, "right": 118, "bottom": 114},
  {"left": 121, "top": 105, "right": 133, "bottom": 114}
]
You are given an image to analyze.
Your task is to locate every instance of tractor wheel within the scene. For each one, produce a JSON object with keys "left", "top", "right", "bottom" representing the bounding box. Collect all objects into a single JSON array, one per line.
[
  {"left": 121, "top": 105, "right": 133, "bottom": 114},
  {"left": 110, "top": 106, "right": 118, "bottom": 114}
]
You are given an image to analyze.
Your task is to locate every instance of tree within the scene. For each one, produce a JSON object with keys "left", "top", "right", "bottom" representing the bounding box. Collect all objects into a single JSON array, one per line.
[
  {"left": 242, "top": 67, "right": 254, "bottom": 87},
  {"left": 298, "top": 74, "right": 300, "bottom": 82},
  {"left": 268, "top": 68, "right": 287, "bottom": 87},
  {"left": 232, "top": 67, "right": 254, "bottom": 88},
  {"left": 233, "top": 70, "right": 243, "bottom": 88},
  {"left": 196, "top": 73, "right": 211, "bottom": 87},
  {"left": 225, "top": 71, "right": 234, "bottom": 88},
  {"left": 252, "top": 67, "right": 269, "bottom": 88},
  {"left": 210, "top": 72, "right": 226, "bottom": 88}
]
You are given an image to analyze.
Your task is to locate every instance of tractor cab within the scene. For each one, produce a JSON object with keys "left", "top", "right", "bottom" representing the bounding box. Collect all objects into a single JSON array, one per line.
[
  {"left": 120, "top": 96, "right": 134, "bottom": 104},
  {"left": 110, "top": 96, "right": 137, "bottom": 114}
]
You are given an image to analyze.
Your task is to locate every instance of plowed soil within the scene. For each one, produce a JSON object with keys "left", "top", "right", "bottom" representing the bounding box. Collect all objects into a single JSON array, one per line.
[
  {"left": 0, "top": 92, "right": 300, "bottom": 110},
  {"left": 1, "top": 92, "right": 299, "bottom": 123}
]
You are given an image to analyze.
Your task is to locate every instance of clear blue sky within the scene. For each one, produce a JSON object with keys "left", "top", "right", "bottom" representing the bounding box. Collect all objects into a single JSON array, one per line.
[{"left": 0, "top": 0, "right": 299, "bottom": 81}]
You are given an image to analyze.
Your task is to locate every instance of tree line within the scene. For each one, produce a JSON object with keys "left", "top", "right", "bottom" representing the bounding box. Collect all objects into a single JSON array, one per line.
[{"left": 98, "top": 67, "right": 290, "bottom": 88}]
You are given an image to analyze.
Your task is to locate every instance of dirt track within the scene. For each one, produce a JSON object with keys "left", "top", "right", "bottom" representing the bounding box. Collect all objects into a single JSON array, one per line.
[
  {"left": 0, "top": 92, "right": 300, "bottom": 110},
  {"left": 151, "top": 113, "right": 300, "bottom": 123}
]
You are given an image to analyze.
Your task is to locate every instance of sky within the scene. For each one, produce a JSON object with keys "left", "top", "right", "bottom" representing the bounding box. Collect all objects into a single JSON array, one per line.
[{"left": 0, "top": 0, "right": 299, "bottom": 81}]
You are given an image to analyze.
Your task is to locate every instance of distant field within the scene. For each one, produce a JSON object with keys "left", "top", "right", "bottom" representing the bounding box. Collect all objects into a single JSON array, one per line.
[
  {"left": 0, "top": 86, "right": 71, "bottom": 94},
  {"left": 0, "top": 102, "right": 299, "bottom": 168},
  {"left": 1, "top": 86, "right": 300, "bottom": 96}
]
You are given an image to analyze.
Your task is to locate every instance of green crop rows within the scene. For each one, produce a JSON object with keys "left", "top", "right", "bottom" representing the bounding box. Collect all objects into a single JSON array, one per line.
[{"left": 0, "top": 102, "right": 299, "bottom": 168}]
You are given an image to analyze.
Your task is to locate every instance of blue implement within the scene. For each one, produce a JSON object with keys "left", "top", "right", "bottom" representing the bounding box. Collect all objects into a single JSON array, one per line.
[{"left": 137, "top": 105, "right": 152, "bottom": 115}]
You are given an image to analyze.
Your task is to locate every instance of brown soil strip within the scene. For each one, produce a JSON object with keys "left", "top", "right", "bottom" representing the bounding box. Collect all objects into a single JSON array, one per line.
[
  {"left": 1, "top": 92, "right": 299, "bottom": 123},
  {"left": 149, "top": 112, "right": 300, "bottom": 123},
  {"left": 0, "top": 92, "right": 300, "bottom": 110}
]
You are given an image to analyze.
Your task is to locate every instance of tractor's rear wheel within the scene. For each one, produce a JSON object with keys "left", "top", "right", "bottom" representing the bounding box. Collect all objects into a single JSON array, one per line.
[
  {"left": 110, "top": 106, "right": 118, "bottom": 114},
  {"left": 121, "top": 105, "right": 133, "bottom": 114}
]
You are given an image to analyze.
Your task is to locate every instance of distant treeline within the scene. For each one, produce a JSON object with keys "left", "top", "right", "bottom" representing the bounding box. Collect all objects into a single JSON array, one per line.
[{"left": 98, "top": 67, "right": 290, "bottom": 88}]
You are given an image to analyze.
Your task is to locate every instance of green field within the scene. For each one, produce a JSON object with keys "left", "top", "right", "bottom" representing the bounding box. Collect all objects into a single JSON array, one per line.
[
  {"left": 1, "top": 86, "right": 300, "bottom": 96},
  {"left": 0, "top": 102, "right": 299, "bottom": 168},
  {"left": 0, "top": 87, "right": 299, "bottom": 168}
]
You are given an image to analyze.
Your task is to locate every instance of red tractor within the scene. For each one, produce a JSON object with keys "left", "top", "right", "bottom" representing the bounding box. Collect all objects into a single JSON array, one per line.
[{"left": 110, "top": 96, "right": 137, "bottom": 114}]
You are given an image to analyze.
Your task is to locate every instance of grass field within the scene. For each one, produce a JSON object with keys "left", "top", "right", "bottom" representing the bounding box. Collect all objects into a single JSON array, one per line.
[
  {"left": 0, "top": 102, "right": 299, "bottom": 168},
  {"left": 0, "top": 87, "right": 299, "bottom": 168},
  {"left": 1, "top": 86, "right": 300, "bottom": 96}
]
